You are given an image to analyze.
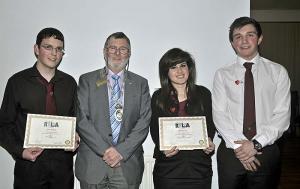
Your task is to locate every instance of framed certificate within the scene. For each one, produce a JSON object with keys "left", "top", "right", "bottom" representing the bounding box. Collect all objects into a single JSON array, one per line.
[
  {"left": 159, "top": 116, "right": 209, "bottom": 150},
  {"left": 23, "top": 114, "right": 76, "bottom": 149}
]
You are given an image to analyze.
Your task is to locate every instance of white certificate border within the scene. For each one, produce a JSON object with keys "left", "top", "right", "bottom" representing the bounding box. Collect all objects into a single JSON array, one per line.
[
  {"left": 24, "top": 114, "right": 76, "bottom": 149},
  {"left": 159, "top": 116, "right": 209, "bottom": 150}
]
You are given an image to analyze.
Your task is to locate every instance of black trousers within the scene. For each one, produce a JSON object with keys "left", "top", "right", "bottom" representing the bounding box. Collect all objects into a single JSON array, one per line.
[
  {"left": 217, "top": 140, "right": 280, "bottom": 189},
  {"left": 14, "top": 156, "right": 74, "bottom": 189}
]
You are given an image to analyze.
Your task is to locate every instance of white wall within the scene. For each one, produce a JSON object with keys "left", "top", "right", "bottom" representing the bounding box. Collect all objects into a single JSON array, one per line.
[{"left": 0, "top": 0, "right": 249, "bottom": 188}]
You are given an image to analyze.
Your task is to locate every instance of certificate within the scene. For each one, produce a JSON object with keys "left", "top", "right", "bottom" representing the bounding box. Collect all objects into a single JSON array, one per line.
[
  {"left": 159, "top": 116, "right": 209, "bottom": 150},
  {"left": 23, "top": 114, "right": 76, "bottom": 149}
]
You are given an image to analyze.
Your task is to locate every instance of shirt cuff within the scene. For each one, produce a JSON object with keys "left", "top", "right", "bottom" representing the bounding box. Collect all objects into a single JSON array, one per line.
[{"left": 253, "top": 135, "right": 267, "bottom": 148}]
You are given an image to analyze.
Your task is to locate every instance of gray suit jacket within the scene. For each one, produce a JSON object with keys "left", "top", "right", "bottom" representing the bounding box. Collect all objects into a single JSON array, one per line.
[{"left": 75, "top": 68, "right": 151, "bottom": 185}]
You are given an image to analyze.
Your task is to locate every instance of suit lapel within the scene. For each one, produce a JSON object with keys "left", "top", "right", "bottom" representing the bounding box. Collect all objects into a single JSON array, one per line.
[
  {"left": 94, "top": 68, "right": 111, "bottom": 134},
  {"left": 120, "top": 71, "right": 137, "bottom": 138}
]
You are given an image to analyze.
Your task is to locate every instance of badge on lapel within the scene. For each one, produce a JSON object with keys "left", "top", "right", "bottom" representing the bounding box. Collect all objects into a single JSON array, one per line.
[{"left": 96, "top": 79, "right": 107, "bottom": 87}]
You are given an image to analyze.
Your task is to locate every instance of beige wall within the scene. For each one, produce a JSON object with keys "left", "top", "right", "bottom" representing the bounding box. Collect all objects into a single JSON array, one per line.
[
  {"left": 252, "top": 10, "right": 300, "bottom": 95},
  {"left": 259, "top": 22, "right": 300, "bottom": 93}
]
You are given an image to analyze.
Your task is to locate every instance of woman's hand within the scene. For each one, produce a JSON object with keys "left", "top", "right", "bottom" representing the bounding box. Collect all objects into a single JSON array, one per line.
[
  {"left": 203, "top": 137, "right": 215, "bottom": 154},
  {"left": 163, "top": 146, "right": 179, "bottom": 157}
]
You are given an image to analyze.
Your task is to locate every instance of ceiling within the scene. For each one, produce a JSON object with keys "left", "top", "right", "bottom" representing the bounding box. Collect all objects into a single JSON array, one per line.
[{"left": 251, "top": 0, "right": 300, "bottom": 10}]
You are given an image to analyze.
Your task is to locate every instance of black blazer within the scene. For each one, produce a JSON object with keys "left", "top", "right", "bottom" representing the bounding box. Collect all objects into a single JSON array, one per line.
[{"left": 150, "top": 85, "right": 215, "bottom": 179}]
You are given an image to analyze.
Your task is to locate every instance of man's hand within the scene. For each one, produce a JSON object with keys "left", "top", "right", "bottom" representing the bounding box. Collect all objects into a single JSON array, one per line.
[
  {"left": 234, "top": 140, "right": 262, "bottom": 172},
  {"left": 234, "top": 140, "right": 259, "bottom": 161},
  {"left": 203, "top": 137, "right": 215, "bottom": 154},
  {"left": 103, "top": 147, "right": 123, "bottom": 168},
  {"left": 163, "top": 146, "right": 179, "bottom": 158},
  {"left": 73, "top": 132, "right": 80, "bottom": 151},
  {"left": 240, "top": 156, "right": 261, "bottom": 172},
  {"left": 22, "top": 147, "right": 43, "bottom": 162}
]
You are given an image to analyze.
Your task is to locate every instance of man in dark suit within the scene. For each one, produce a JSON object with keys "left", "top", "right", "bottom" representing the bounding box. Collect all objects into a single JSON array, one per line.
[{"left": 75, "top": 32, "right": 151, "bottom": 189}]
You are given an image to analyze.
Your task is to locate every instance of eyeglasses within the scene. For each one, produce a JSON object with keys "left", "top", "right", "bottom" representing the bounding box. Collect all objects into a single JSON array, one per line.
[
  {"left": 107, "top": 46, "right": 130, "bottom": 55},
  {"left": 40, "top": 44, "right": 65, "bottom": 54}
]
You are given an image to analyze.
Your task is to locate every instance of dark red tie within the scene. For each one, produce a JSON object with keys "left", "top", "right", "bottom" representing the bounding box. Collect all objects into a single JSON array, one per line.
[
  {"left": 38, "top": 77, "right": 57, "bottom": 115},
  {"left": 243, "top": 62, "right": 256, "bottom": 139},
  {"left": 45, "top": 83, "right": 57, "bottom": 115}
]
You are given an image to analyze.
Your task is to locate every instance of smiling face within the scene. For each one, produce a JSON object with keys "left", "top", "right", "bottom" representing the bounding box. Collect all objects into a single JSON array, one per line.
[
  {"left": 231, "top": 24, "right": 263, "bottom": 60},
  {"left": 104, "top": 38, "right": 131, "bottom": 73},
  {"left": 34, "top": 37, "right": 64, "bottom": 70},
  {"left": 168, "top": 62, "right": 189, "bottom": 88}
]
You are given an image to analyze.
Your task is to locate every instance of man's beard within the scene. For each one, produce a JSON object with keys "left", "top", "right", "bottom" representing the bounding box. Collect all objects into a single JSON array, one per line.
[{"left": 106, "top": 58, "right": 129, "bottom": 71}]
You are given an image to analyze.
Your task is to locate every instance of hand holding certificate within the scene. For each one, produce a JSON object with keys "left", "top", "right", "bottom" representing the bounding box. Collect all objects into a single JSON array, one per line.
[
  {"left": 159, "top": 116, "right": 209, "bottom": 150},
  {"left": 23, "top": 114, "right": 76, "bottom": 150}
]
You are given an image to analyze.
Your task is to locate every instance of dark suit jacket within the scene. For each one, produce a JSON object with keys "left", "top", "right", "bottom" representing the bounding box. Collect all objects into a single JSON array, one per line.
[
  {"left": 150, "top": 85, "right": 215, "bottom": 179},
  {"left": 75, "top": 68, "right": 151, "bottom": 185}
]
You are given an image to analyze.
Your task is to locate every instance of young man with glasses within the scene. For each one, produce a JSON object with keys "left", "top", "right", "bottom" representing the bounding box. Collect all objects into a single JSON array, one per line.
[
  {"left": 212, "top": 17, "right": 291, "bottom": 189},
  {"left": 75, "top": 32, "right": 151, "bottom": 189},
  {"left": 0, "top": 27, "right": 78, "bottom": 189}
]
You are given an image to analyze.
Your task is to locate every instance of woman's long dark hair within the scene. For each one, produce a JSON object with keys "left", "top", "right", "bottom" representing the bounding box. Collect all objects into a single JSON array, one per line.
[{"left": 157, "top": 48, "right": 196, "bottom": 114}]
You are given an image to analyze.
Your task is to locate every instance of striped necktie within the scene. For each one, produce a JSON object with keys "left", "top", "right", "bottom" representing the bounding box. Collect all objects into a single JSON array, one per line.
[{"left": 110, "top": 74, "right": 121, "bottom": 145}]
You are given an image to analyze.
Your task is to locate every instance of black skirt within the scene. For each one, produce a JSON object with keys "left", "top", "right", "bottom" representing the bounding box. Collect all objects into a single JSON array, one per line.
[{"left": 153, "top": 176, "right": 212, "bottom": 189}]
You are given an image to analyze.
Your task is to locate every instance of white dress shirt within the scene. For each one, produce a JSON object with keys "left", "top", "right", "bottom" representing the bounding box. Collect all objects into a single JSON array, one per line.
[
  {"left": 107, "top": 68, "right": 125, "bottom": 104},
  {"left": 212, "top": 54, "right": 291, "bottom": 149}
]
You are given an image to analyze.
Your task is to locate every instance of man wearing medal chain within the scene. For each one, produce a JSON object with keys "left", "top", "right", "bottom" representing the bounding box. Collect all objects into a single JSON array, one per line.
[{"left": 75, "top": 32, "right": 151, "bottom": 189}]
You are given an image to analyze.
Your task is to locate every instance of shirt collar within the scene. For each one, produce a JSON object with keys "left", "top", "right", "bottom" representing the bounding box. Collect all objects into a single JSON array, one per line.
[
  {"left": 30, "top": 62, "right": 63, "bottom": 83},
  {"left": 237, "top": 53, "right": 260, "bottom": 67},
  {"left": 107, "top": 68, "right": 124, "bottom": 84}
]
